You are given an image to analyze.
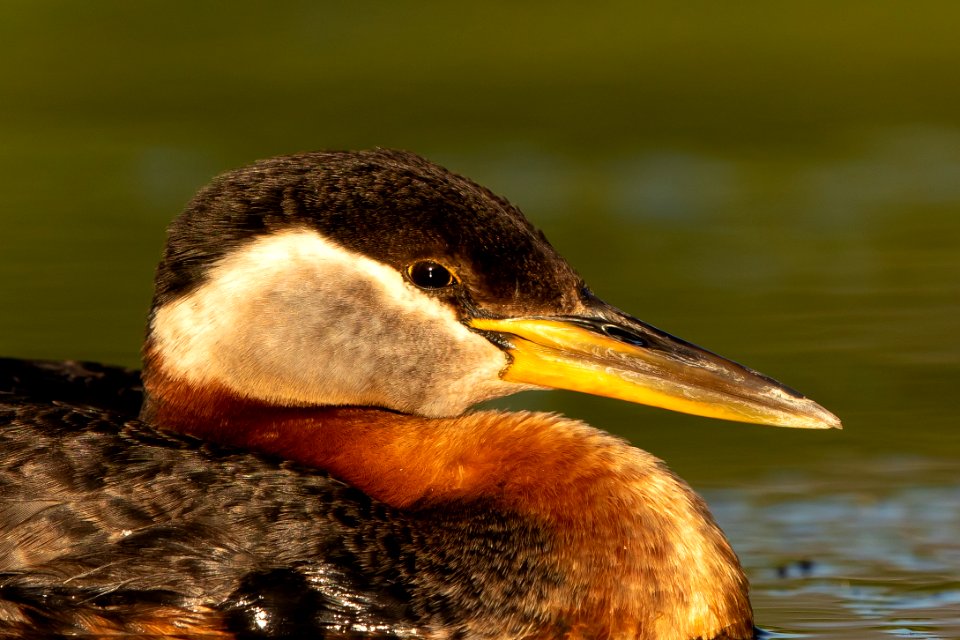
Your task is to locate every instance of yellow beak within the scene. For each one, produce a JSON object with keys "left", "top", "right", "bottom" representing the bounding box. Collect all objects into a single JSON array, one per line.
[{"left": 470, "top": 312, "right": 841, "bottom": 430}]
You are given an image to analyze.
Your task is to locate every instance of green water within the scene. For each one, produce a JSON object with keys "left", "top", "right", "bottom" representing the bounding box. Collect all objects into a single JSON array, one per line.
[{"left": 2, "top": 3, "right": 958, "bottom": 637}]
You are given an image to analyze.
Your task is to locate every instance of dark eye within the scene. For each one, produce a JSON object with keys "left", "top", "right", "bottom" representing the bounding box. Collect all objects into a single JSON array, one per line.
[{"left": 407, "top": 261, "right": 456, "bottom": 289}]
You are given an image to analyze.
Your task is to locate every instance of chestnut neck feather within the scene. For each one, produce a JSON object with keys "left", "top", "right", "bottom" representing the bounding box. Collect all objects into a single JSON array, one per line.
[
  {"left": 143, "top": 367, "right": 635, "bottom": 514},
  {"left": 141, "top": 366, "right": 754, "bottom": 639}
]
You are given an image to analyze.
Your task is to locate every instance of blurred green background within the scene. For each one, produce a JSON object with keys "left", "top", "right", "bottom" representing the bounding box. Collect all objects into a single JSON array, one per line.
[
  {"left": 2, "top": 1, "right": 958, "bottom": 480},
  {"left": 2, "top": 2, "right": 960, "bottom": 635}
]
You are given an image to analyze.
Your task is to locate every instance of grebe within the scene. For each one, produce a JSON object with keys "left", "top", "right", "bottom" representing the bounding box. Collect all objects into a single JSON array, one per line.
[{"left": 0, "top": 150, "right": 840, "bottom": 639}]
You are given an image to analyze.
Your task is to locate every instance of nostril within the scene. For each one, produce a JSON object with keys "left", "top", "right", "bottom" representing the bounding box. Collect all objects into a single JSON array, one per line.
[{"left": 601, "top": 324, "right": 647, "bottom": 347}]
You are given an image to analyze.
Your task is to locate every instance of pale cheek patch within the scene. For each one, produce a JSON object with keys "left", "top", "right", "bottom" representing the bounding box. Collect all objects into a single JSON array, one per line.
[{"left": 150, "top": 229, "right": 527, "bottom": 416}]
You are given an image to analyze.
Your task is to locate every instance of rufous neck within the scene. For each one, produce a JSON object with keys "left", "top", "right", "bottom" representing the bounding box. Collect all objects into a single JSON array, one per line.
[
  {"left": 142, "top": 369, "right": 753, "bottom": 639},
  {"left": 143, "top": 368, "right": 617, "bottom": 512}
]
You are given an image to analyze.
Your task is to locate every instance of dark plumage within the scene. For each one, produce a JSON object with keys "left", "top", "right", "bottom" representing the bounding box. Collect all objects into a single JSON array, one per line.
[
  {"left": 154, "top": 150, "right": 582, "bottom": 312},
  {"left": 0, "top": 363, "right": 557, "bottom": 638}
]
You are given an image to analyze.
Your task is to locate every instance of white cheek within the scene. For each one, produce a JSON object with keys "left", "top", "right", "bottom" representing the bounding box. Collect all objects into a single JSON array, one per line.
[{"left": 151, "top": 229, "right": 529, "bottom": 416}]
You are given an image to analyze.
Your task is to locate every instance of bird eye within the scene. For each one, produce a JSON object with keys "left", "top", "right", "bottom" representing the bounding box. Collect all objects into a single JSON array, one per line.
[{"left": 407, "top": 261, "right": 456, "bottom": 290}]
